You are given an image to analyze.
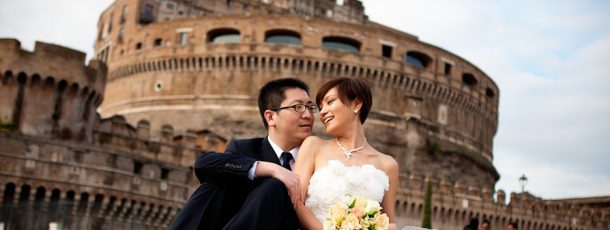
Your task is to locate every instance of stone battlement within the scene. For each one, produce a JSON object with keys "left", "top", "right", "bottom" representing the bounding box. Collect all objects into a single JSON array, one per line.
[
  {"left": 0, "top": 39, "right": 106, "bottom": 94},
  {"left": 94, "top": 115, "right": 227, "bottom": 167},
  {"left": 0, "top": 39, "right": 107, "bottom": 141}
]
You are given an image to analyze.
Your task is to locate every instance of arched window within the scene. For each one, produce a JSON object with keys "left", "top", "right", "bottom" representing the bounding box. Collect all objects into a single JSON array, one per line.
[
  {"left": 3, "top": 183, "right": 16, "bottom": 204},
  {"left": 462, "top": 73, "right": 478, "bottom": 86},
  {"left": 265, "top": 29, "right": 301, "bottom": 45},
  {"left": 405, "top": 51, "right": 432, "bottom": 69},
  {"left": 207, "top": 28, "right": 240, "bottom": 44},
  {"left": 322, "top": 36, "right": 361, "bottom": 53}
]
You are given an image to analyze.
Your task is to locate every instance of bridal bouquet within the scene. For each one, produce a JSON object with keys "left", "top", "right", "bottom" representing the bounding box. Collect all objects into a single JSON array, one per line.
[{"left": 324, "top": 194, "right": 389, "bottom": 230}]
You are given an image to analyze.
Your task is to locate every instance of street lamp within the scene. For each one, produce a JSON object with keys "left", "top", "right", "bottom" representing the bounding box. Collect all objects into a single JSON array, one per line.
[{"left": 518, "top": 174, "right": 528, "bottom": 229}]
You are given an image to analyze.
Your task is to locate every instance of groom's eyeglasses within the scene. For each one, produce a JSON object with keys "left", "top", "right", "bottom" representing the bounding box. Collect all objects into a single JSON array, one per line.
[{"left": 272, "top": 104, "right": 319, "bottom": 113}]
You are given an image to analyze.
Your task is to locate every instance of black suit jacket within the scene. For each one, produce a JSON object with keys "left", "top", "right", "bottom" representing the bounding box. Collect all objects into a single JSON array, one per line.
[{"left": 170, "top": 137, "right": 281, "bottom": 230}]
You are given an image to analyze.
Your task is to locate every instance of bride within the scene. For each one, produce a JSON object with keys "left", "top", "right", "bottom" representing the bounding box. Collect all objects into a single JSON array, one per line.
[{"left": 293, "top": 77, "right": 399, "bottom": 230}]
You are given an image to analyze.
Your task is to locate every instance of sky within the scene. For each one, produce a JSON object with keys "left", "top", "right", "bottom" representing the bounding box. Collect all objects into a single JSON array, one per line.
[{"left": 1, "top": 0, "right": 609, "bottom": 200}]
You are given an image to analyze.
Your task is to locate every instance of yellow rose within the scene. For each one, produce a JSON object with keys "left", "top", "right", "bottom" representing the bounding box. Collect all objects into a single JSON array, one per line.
[
  {"left": 360, "top": 216, "right": 371, "bottom": 229},
  {"left": 373, "top": 213, "right": 390, "bottom": 230},
  {"left": 329, "top": 203, "right": 347, "bottom": 223},
  {"left": 340, "top": 213, "right": 362, "bottom": 230},
  {"left": 353, "top": 196, "right": 367, "bottom": 210}
]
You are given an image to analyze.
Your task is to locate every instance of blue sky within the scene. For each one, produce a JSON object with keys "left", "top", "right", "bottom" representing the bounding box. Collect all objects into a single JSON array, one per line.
[{"left": 1, "top": 0, "right": 609, "bottom": 199}]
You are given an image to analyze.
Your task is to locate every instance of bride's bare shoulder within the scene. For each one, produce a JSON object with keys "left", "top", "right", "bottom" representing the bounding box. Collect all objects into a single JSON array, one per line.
[
  {"left": 302, "top": 136, "right": 325, "bottom": 146},
  {"left": 299, "top": 136, "right": 331, "bottom": 157},
  {"left": 375, "top": 151, "right": 398, "bottom": 173}
]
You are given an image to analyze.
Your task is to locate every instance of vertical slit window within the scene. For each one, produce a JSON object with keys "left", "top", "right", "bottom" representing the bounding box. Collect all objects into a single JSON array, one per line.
[
  {"left": 178, "top": 32, "right": 189, "bottom": 46},
  {"left": 382, "top": 44, "right": 393, "bottom": 58},
  {"left": 161, "top": 168, "right": 170, "bottom": 180},
  {"left": 444, "top": 62, "right": 452, "bottom": 75},
  {"left": 134, "top": 161, "right": 143, "bottom": 175}
]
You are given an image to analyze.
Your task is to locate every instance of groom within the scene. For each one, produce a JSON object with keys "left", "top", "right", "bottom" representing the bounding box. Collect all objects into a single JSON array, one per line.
[{"left": 170, "top": 78, "right": 317, "bottom": 230}]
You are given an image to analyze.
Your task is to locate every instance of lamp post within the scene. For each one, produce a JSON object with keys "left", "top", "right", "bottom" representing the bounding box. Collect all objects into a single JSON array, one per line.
[{"left": 519, "top": 174, "right": 528, "bottom": 229}]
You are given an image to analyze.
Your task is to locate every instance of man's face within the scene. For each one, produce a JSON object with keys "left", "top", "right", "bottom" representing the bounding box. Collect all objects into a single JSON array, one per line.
[
  {"left": 269, "top": 88, "right": 314, "bottom": 146},
  {"left": 481, "top": 223, "right": 489, "bottom": 230},
  {"left": 507, "top": 224, "right": 516, "bottom": 230}
]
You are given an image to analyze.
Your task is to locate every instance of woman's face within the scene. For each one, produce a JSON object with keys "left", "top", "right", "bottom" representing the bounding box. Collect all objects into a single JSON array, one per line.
[{"left": 318, "top": 87, "right": 357, "bottom": 135}]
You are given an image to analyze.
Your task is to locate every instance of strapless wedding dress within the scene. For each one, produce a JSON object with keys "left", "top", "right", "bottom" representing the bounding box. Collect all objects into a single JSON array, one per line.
[{"left": 304, "top": 160, "right": 389, "bottom": 223}]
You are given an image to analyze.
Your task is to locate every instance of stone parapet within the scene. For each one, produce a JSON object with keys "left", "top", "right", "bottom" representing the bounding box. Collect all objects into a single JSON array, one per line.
[{"left": 395, "top": 185, "right": 608, "bottom": 230}]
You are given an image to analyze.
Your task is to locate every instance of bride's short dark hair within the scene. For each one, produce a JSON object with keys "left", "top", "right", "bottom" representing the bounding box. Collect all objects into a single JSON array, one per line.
[{"left": 316, "top": 77, "right": 372, "bottom": 124}]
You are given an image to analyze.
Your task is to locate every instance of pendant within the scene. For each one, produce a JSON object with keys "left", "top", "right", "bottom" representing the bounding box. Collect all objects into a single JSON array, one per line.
[{"left": 335, "top": 139, "right": 366, "bottom": 160}]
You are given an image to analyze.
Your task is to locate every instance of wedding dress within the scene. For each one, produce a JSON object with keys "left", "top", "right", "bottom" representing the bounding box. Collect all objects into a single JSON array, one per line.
[{"left": 304, "top": 160, "right": 389, "bottom": 223}]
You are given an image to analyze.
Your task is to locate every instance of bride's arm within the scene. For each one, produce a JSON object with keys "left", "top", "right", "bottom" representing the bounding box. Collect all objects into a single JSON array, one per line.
[
  {"left": 381, "top": 155, "right": 399, "bottom": 230},
  {"left": 293, "top": 136, "right": 323, "bottom": 230}
]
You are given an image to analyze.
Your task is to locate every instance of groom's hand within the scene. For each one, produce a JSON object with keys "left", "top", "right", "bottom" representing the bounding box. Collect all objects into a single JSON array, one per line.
[
  {"left": 255, "top": 162, "right": 301, "bottom": 207},
  {"left": 274, "top": 168, "right": 301, "bottom": 208}
]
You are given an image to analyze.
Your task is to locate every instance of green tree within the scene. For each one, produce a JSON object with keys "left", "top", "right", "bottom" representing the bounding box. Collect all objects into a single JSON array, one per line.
[{"left": 421, "top": 181, "right": 432, "bottom": 228}]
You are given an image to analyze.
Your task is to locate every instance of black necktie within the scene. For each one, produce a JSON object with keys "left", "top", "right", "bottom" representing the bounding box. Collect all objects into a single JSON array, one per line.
[{"left": 280, "top": 152, "right": 293, "bottom": 171}]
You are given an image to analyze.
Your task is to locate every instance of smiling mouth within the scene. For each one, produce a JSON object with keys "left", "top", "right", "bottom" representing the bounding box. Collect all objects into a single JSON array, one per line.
[{"left": 323, "top": 116, "right": 334, "bottom": 125}]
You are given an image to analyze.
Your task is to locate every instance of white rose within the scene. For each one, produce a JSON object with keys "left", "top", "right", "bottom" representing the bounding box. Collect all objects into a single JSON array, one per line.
[{"left": 365, "top": 199, "right": 382, "bottom": 215}]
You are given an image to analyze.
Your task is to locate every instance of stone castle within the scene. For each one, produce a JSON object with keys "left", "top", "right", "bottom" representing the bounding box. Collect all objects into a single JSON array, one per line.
[{"left": 0, "top": 0, "right": 607, "bottom": 229}]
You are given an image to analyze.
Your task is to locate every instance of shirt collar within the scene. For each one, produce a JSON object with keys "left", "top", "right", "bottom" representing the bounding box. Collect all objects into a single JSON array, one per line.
[{"left": 267, "top": 136, "right": 299, "bottom": 160}]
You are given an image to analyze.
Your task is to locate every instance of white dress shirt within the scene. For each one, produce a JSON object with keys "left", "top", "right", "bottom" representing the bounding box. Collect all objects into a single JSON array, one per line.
[{"left": 247, "top": 137, "right": 299, "bottom": 180}]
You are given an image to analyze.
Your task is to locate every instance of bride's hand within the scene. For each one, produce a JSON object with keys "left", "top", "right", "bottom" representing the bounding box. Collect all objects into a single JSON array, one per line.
[{"left": 388, "top": 223, "right": 398, "bottom": 230}]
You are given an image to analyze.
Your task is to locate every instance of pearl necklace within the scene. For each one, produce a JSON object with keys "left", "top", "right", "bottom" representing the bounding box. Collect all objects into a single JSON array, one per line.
[{"left": 335, "top": 138, "right": 367, "bottom": 159}]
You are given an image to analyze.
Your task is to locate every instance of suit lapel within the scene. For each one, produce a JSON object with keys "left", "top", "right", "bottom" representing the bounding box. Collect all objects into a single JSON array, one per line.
[{"left": 260, "top": 137, "right": 281, "bottom": 165}]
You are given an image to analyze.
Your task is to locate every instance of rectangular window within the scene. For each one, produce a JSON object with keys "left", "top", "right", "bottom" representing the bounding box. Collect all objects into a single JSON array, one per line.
[
  {"left": 178, "top": 32, "right": 189, "bottom": 45},
  {"left": 140, "top": 4, "right": 155, "bottom": 24},
  {"left": 382, "top": 45, "right": 392, "bottom": 58},
  {"left": 133, "top": 161, "right": 143, "bottom": 175},
  {"left": 161, "top": 168, "right": 170, "bottom": 180},
  {"left": 154, "top": 38, "right": 163, "bottom": 47},
  {"left": 108, "top": 13, "right": 113, "bottom": 33},
  {"left": 444, "top": 62, "right": 452, "bottom": 75},
  {"left": 117, "top": 27, "right": 124, "bottom": 43},
  {"left": 120, "top": 5, "right": 128, "bottom": 23},
  {"left": 166, "top": 2, "right": 175, "bottom": 10}
]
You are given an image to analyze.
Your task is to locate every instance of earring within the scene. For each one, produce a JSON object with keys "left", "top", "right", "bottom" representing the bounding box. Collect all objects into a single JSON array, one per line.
[{"left": 354, "top": 110, "right": 358, "bottom": 114}]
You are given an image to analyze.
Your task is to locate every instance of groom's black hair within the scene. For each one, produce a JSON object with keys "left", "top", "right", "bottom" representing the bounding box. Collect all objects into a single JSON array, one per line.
[{"left": 258, "top": 77, "right": 310, "bottom": 129}]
